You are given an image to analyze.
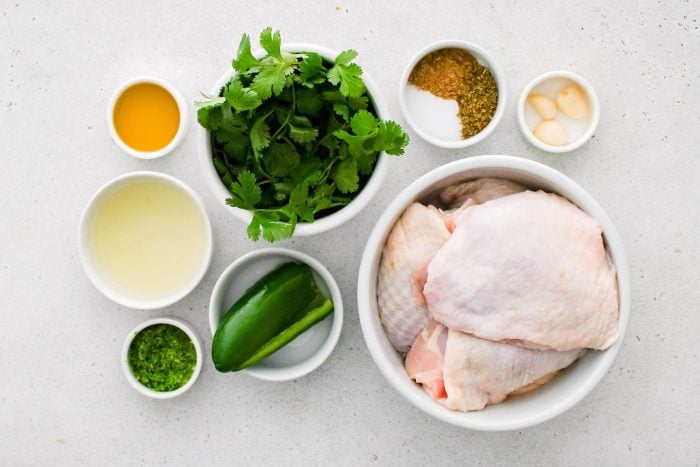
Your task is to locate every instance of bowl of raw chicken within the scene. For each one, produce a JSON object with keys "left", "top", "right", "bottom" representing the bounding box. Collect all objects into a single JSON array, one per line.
[{"left": 357, "top": 155, "right": 630, "bottom": 431}]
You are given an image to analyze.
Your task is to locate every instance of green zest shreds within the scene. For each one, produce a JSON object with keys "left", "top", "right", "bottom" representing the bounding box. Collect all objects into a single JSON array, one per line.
[
  {"left": 196, "top": 27, "right": 409, "bottom": 242},
  {"left": 128, "top": 324, "right": 197, "bottom": 392}
]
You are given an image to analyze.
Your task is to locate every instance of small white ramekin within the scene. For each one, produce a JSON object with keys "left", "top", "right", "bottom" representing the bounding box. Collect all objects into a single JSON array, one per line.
[
  {"left": 208, "top": 248, "right": 343, "bottom": 381},
  {"left": 197, "top": 43, "right": 389, "bottom": 237},
  {"left": 399, "top": 40, "right": 506, "bottom": 149},
  {"left": 518, "top": 71, "right": 600, "bottom": 153},
  {"left": 107, "top": 76, "right": 189, "bottom": 159},
  {"left": 122, "top": 317, "right": 203, "bottom": 399},
  {"left": 78, "top": 171, "right": 213, "bottom": 310}
]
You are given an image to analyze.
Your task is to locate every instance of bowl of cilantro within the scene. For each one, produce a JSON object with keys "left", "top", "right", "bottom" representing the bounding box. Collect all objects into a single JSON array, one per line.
[{"left": 196, "top": 28, "right": 409, "bottom": 242}]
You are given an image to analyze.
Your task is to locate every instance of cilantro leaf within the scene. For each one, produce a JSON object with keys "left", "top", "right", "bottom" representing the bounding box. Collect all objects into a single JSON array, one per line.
[
  {"left": 233, "top": 33, "right": 260, "bottom": 74},
  {"left": 321, "top": 90, "right": 344, "bottom": 102},
  {"left": 250, "top": 114, "right": 271, "bottom": 153},
  {"left": 251, "top": 64, "right": 287, "bottom": 99},
  {"left": 356, "top": 151, "right": 378, "bottom": 175},
  {"left": 196, "top": 105, "right": 223, "bottom": 131},
  {"left": 348, "top": 94, "right": 369, "bottom": 111},
  {"left": 288, "top": 115, "right": 318, "bottom": 143},
  {"left": 253, "top": 211, "right": 296, "bottom": 242},
  {"left": 215, "top": 127, "right": 249, "bottom": 158},
  {"left": 290, "top": 156, "right": 324, "bottom": 185},
  {"left": 259, "top": 27, "right": 282, "bottom": 59},
  {"left": 227, "top": 170, "right": 262, "bottom": 210},
  {"left": 332, "top": 158, "right": 360, "bottom": 193},
  {"left": 328, "top": 61, "right": 365, "bottom": 97},
  {"left": 289, "top": 125, "right": 318, "bottom": 143},
  {"left": 298, "top": 52, "right": 324, "bottom": 84},
  {"left": 219, "top": 104, "right": 248, "bottom": 131},
  {"left": 265, "top": 142, "right": 300, "bottom": 176},
  {"left": 307, "top": 183, "right": 335, "bottom": 214},
  {"left": 374, "top": 120, "right": 410, "bottom": 155},
  {"left": 333, "top": 129, "right": 371, "bottom": 158},
  {"left": 213, "top": 156, "right": 234, "bottom": 187},
  {"left": 195, "top": 93, "right": 226, "bottom": 108},
  {"left": 246, "top": 214, "right": 262, "bottom": 241},
  {"left": 350, "top": 109, "right": 378, "bottom": 136},
  {"left": 333, "top": 103, "right": 350, "bottom": 122},
  {"left": 295, "top": 87, "right": 324, "bottom": 115},
  {"left": 286, "top": 182, "right": 314, "bottom": 223},
  {"left": 213, "top": 107, "right": 249, "bottom": 157},
  {"left": 224, "top": 79, "right": 262, "bottom": 111},
  {"left": 334, "top": 49, "right": 358, "bottom": 66},
  {"left": 288, "top": 182, "right": 308, "bottom": 207}
]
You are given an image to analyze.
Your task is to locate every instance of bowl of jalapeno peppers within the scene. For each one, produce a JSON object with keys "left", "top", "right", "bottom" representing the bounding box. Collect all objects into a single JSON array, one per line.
[{"left": 208, "top": 248, "right": 343, "bottom": 381}]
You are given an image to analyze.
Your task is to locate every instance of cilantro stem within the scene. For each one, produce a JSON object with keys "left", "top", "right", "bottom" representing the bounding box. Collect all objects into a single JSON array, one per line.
[
  {"left": 318, "top": 156, "right": 340, "bottom": 185},
  {"left": 280, "top": 135, "right": 295, "bottom": 147},
  {"left": 252, "top": 156, "right": 276, "bottom": 183},
  {"left": 270, "top": 85, "right": 296, "bottom": 141}
]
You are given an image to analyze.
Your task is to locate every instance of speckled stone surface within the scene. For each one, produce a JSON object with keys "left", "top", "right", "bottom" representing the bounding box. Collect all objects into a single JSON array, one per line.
[{"left": 1, "top": 1, "right": 699, "bottom": 464}]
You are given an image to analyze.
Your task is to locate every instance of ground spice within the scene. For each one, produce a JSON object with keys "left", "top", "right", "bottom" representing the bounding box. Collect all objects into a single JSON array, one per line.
[
  {"left": 408, "top": 48, "right": 498, "bottom": 139},
  {"left": 457, "top": 64, "right": 498, "bottom": 139}
]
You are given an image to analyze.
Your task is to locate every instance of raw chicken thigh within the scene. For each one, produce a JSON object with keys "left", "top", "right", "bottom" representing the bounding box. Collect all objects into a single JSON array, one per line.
[
  {"left": 424, "top": 190, "right": 619, "bottom": 351},
  {"left": 438, "top": 177, "right": 525, "bottom": 209},
  {"left": 377, "top": 203, "right": 451, "bottom": 353},
  {"left": 406, "top": 320, "right": 584, "bottom": 411},
  {"left": 378, "top": 178, "right": 526, "bottom": 353},
  {"left": 404, "top": 319, "right": 448, "bottom": 399}
]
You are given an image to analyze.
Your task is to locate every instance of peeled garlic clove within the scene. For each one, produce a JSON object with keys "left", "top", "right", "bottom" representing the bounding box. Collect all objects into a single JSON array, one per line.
[
  {"left": 527, "top": 93, "right": 557, "bottom": 120},
  {"left": 556, "top": 86, "right": 589, "bottom": 118},
  {"left": 533, "top": 120, "right": 568, "bottom": 146}
]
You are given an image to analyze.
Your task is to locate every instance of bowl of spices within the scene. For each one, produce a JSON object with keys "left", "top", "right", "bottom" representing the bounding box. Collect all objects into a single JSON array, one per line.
[
  {"left": 122, "top": 317, "right": 203, "bottom": 398},
  {"left": 518, "top": 71, "right": 600, "bottom": 153},
  {"left": 399, "top": 40, "right": 505, "bottom": 148},
  {"left": 108, "top": 76, "right": 189, "bottom": 159}
]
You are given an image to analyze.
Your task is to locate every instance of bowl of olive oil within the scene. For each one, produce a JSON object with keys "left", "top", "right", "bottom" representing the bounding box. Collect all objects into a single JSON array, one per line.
[
  {"left": 108, "top": 76, "right": 189, "bottom": 159},
  {"left": 78, "top": 171, "right": 213, "bottom": 309}
]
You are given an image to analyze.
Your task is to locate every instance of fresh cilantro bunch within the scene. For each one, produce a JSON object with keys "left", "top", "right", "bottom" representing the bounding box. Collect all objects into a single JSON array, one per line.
[{"left": 196, "top": 27, "right": 409, "bottom": 242}]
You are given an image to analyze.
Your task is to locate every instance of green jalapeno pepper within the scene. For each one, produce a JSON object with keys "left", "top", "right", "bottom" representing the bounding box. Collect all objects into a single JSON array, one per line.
[{"left": 212, "top": 262, "right": 333, "bottom": 372}]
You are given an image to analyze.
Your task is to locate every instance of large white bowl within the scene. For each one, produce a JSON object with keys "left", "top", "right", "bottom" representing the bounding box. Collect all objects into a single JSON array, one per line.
[
  {"left": 357, "top": 155, "right": 630, "bottom": 431},
  {"left": 197, "top": 43, "right": 390, "bottom": 237}
]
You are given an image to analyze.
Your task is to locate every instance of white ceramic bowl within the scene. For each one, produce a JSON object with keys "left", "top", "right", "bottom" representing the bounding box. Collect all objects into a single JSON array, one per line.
[
  {"left": 78, "top": 171, "right": 213, "bottom": 310},
  {"left": 107, "top": 76, "right": 189, "bottom": 159},
  {"left": 357, "top": 155, "right": 630, "bottom": 431},
  {"left": 518, "top": 71, "right": 600, "bottom": 153},
  {"left": 197, "top": 43, "right": 390, "bottom": 237},
  {"left": 122, "top": 317, "right": 203, "bottom": 399},
  {"left": 399, "top": 40, "right": 506, "bottom": 148},
  {"left": 209, "top": 248, "right": 343, "bottom": 381}
]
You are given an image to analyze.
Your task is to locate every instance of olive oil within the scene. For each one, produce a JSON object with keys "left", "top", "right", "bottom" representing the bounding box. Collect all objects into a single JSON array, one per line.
[
  {"left": 88, "top": 180, "right": 208, "bottom": 299},
  {"left": 113, "top": 83, "right": 180, "bottom": 151}
]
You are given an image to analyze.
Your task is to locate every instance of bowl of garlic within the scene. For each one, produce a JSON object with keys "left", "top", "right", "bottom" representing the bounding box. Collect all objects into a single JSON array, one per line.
[{"left": 517, "top": 71, "right": 600, "bottom": 153}]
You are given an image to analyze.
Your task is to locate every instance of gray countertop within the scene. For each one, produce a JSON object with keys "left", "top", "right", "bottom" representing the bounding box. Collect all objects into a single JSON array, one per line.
[{"left": 2, "top": 0, "right": 698, "bottom": 464}]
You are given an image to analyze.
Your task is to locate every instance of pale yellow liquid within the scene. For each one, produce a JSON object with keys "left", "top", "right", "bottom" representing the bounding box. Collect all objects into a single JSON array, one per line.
[{"left": 88, "top": 180, "right": 208, "bottom": 299}]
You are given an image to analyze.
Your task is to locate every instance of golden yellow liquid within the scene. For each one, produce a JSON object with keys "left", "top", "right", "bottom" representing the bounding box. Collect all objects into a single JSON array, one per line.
[
  {"left": 88, "top": 180, "right": 208, "bottom": 299},
  {"left": 113, "top": 83, "right": 180, "bottom": 152}
]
